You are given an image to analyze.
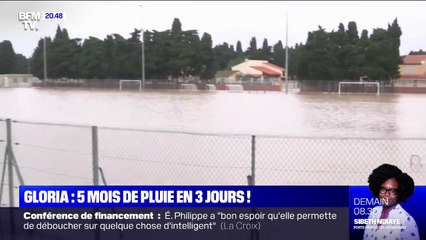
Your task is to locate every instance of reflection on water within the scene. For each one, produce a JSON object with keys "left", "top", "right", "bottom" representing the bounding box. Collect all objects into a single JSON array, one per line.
[
  {"left": 1, "top": 88, "right": 426, "bottom": 137},
  {"left": 0, "top": 88, "right": 425, "bottom": 206},
  {"left": 300, "top": 94, "right": 400, "bottom": 137}
]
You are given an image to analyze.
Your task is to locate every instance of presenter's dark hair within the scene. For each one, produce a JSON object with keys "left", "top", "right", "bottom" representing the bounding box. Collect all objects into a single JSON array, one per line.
[{"left": 368, "top": 163, "right": 415, "bottom": 202}]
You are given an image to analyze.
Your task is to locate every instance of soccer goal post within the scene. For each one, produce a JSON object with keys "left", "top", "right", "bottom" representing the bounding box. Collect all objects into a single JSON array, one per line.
[
  {"left": 180, "top": 84, "right": 198, "bottom": 91},
  {"left": 119, "top": 80, "right": 142, "bottom": 91},
  {"left": 226, "top": 84, "right": 244, "bottom": 92},
  {"left": 338, "top": 81, "right": 380, "bottom": 95}
]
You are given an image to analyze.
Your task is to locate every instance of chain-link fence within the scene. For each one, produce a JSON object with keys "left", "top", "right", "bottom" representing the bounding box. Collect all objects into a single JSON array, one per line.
[{"left": 1, "top": 118, "right": 425, "bottom": 207}]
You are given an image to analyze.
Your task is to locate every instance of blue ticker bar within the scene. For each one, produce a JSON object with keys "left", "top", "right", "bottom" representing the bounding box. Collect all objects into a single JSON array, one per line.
[{"left": 19, "top": 186, "right": 349, "bottom": 208}]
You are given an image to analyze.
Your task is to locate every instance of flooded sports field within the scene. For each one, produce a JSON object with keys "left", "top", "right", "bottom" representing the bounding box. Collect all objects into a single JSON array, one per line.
[
  {"left": 1, "top": 88, "right": 425, "bottom": 206},
  {"left": 1, "top": 88, "right": 426, "bottom": 137}
]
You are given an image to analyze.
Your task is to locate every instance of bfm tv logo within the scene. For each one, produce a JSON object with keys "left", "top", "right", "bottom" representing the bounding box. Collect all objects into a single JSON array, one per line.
[{"left": 18, "top": 12, "right": 65, "bottom": 31}]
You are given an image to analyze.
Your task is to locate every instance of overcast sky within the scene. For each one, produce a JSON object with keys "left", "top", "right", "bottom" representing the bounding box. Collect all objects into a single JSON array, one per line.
[{"left": 1, "top": 1, "right": 425, "bottom": 58}]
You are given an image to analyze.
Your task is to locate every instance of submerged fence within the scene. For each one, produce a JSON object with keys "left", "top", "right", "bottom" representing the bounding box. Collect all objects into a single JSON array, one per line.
[{"left": 1, "top": 118, "right": 425, "bottom": 207}]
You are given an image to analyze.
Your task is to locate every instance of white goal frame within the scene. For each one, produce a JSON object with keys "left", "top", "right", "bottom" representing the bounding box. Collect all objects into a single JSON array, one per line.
[
  {"left": 226, "top": 84, "right": 244, "bottom": 92},
  {"left": 206, "top": 84, "right": 216, "bottom": 90},
  {"left": 338, "top": 81, "right": 380, "bottom": 95},
  {"left": 180, "top": 83, "right": 198, "bottom": 91},
  {"left": 119, "top": 80, "right": 142, "bottom": 91}
]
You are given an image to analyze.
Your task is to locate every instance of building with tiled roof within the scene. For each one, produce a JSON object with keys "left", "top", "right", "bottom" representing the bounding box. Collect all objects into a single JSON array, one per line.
[
  {"left": 394, "top": 55, "right": 426, "bottom": 92},
  {"left": 399, "top": 55, "right": 426, "bottom": 79},
  {"left": 230, "top": 60, "right": 285, "bottom": 84}
]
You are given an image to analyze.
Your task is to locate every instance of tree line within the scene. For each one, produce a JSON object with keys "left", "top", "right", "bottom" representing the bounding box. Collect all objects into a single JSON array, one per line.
[
  {"left": 0, "top": 18, "right": 412, "bottom": 81},
  {"left": 0, "top": 41, "right": 28, "bottom": 74},
  {"left": 295, "top": 19, "right": 403, "bottom": 80}
]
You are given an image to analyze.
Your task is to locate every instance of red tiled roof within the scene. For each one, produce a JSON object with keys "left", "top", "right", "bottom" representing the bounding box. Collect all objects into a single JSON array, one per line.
[
  {"left": 250, "top": 66, "right": 281, "bottom": 76},
  {"left": 264, "top": 62, "right": 284, "bottom": 71},
  {"left": 402, "top": 55, "right": 426, "bottom": 65}
]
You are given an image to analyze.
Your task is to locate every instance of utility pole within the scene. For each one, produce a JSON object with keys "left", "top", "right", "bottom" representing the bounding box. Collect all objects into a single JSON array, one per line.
[
  {"left": 43, "top": 37, "right": 47, "bottom": 87},
  {"left": 139, "top": 4, "right": 145, "bottom": 90},
  {"left": 285, "top": 11, "right": 289, "bottom": 94}
]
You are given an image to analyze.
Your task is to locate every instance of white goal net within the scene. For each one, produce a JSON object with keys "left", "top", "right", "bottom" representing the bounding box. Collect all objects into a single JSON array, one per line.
[
  {"left": 338, "top": 81, "right": 380, "bottom": 95},
  {"left": 119, "top": 80, "right": 142, "bottom": 91}
]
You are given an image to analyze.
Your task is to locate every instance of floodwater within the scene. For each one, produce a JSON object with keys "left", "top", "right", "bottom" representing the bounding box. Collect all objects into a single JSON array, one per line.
[
  {"left": 1, "top": 87, "right": 426, "bottom": 137},
  {"left": 0, "top": 88, "right": 425, "bottom": 206}
]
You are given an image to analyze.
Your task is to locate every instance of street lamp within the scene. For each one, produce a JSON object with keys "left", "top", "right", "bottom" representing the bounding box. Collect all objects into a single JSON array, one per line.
[{"left": 139, "top": 4, "right": 145, "bottom": 90}]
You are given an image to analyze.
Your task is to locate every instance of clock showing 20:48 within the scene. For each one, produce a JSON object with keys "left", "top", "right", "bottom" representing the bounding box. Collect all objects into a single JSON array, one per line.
[{"left": 43, "top": 12, "right": 66, "bottom": 20}]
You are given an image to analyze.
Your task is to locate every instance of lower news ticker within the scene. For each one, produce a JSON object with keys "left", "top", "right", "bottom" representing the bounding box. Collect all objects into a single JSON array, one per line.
[
  {"left": 19, "top": 209, "right": 343, "bottom": 233},
  {"left": 11, "top": 186, "right": 350, "bottom": 239}
]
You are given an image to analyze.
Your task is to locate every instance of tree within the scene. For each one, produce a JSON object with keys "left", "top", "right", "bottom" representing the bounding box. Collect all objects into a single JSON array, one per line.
[
  {"left": 0, "top": 40, "right": 16, "bottom": 73},
  {"left": 294, "top": 20, "right": 402, "bottom": 81},
  {"left": 30, "top": 37, "right": 52, "bottom": 79},
  {"left": 328, "top": 23, "right": 347, "bottom": 79},
  {"left": 246, "top": 37, "right": 258, "bottom": 59},
  {"left": 48, "top": 25, "right": 81, "bottom": 78},
  {"left": 124, "top": 29, "right": 144, "bottom": 79},
  {"left": 259, "top": 38, "right": 272, "bottom": 60},
  {"left": 360, "top": 30, "right": 369, "bottom": 42},
  {"left": 409, "top": 49, "right": 426, "bottom": 55},
  {"left": 179, "top": 29, "right": 201, "bottom": 78},
  {"left": 296, "top": 26, "right": 335, "bottom": 80},
  {"left": 14, "top": 18, "right": 404, "bottom": 82},
  {"left": 236, "top": 41, "right": 243, "bottom": 55},
  {"left": 288, "top": 45, "right": 301, "bottom": 80},
  {"left": 343, "top": 21, "right": 362, "bottom": 80},
  {"left": 272, "top": 40, "right": 285, "bottom": 68},
  {"left": 171, "top": 18, "right": 182, "bottom": 35},
  {"left": 262, "top": 39, "right": 268, "bottom": 49},
  {"left": 144, "top": 30, "right": 169, "bottom": 79},
  {"left": 14, "top": 54, "right": 28, "bottom": 74},
  {"left": 79, "top": 36, "right": 105, "bottom": 78},
  {"left": 145, "top": 18, "right": 204, "bottom": 80},
  {"left": 364, "top": 28, "right": 393, "bottom": 80},
  {"left": 386, "top": 18, "right": 403, "bottom": 79},
  {"left": 346, "top": 21, "right": 359, "bottom": 44},
  {"left": 213, "top": 42, "right": 236, "bottom": 71},
  {"left": 199, "top": 32, "right": 214, "bottom": 79}
]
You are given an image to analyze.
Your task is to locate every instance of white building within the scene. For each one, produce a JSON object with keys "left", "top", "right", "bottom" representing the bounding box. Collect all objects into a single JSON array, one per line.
[{"left": 0, "top": 74, "right": 42, "bottom": 87}]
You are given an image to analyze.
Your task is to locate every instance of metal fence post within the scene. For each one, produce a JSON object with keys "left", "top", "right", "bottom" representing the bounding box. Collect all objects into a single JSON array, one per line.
[
  {"left": 6, "top": 119, "right": 14, "bottom": 207},
  {"left": 92, "top": 126, "right": 99, "bottom": 186},
  {"left": 251, "top": 135, "right": 256, "bottom": 186},
  {"left": 1, "top": 119, "right": 25, "bottom": 207}
]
